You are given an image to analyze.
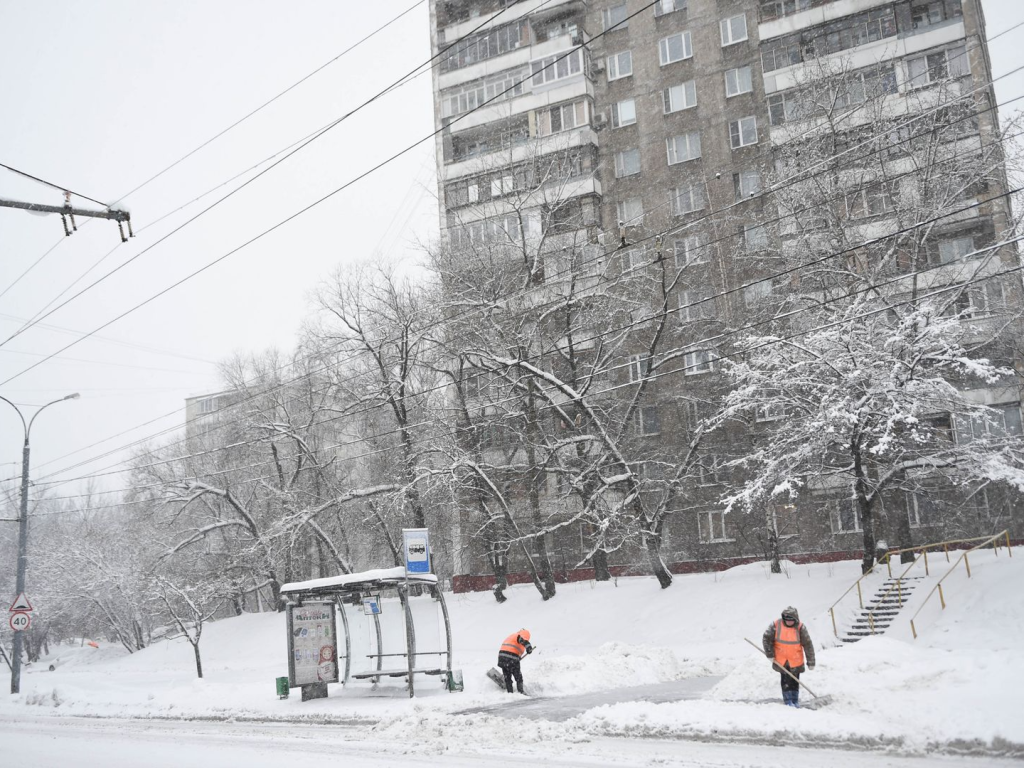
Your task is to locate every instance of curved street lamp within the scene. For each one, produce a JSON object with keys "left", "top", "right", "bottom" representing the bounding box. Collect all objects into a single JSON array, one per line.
[{"left": 0, "top": 392, "right": 79, "bottom": 694}]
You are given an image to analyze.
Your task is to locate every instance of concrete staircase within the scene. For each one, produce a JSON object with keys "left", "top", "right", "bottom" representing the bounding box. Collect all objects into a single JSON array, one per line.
[{"left": 839, "top": 576, "right": 926, "bottom": 643}]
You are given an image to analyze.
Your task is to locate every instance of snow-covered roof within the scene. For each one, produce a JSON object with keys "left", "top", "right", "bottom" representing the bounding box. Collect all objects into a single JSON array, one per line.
[{"left": 280, "top": 566, "right": 438, "bottom": 595}]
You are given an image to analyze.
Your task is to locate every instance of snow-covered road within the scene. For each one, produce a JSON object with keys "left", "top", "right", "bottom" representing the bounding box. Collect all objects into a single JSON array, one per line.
[{"left": 2, "top": 714, "right": 1017, "bottom": 768}]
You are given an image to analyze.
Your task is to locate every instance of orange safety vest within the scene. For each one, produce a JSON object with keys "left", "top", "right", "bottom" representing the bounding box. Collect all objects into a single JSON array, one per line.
[
  {"left": 499, "top": 630, "right": 530, "bottom": 658},
  {"left": 773, "top": 620, "right": 804, "bottom": 668}
]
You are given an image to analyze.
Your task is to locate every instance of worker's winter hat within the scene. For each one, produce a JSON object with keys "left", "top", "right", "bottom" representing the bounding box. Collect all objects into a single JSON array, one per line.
[
  {"left": 781, "top": 606, "right": 799, "bottom": 623},
  {"left": 518, "top": 628, "right": 531, "bottom": 641}
]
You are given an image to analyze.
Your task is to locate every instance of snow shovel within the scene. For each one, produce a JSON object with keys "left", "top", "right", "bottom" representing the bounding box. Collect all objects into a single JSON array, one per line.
[{"left": 744, "top": 638, "right": 832, "bottom": 709}]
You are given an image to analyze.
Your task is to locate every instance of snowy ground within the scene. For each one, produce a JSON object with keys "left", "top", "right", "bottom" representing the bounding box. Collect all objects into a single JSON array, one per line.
[{"left": 2, "top": 551, "right": 1022, "bottom": 765}]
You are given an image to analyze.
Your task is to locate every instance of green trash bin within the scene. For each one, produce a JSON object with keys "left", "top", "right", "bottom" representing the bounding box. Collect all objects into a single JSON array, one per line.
[{"left": 276, "top": 676, "right": 290, "bottom": 699}]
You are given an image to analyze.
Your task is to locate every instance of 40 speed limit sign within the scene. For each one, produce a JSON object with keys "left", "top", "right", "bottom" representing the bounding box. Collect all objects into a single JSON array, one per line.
[{"left": 9, "top": 611, "right": 30, "bottom": 631}]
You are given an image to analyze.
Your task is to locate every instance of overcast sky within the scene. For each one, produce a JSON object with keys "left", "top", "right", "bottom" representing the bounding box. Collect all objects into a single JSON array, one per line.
[{"left": 1, "top": 0, "right": 1022, "bottom": 509}]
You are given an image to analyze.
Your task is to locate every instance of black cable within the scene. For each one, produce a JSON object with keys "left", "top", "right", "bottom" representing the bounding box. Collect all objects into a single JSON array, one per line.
[{"left": 0, "top": 161, "right": 110, "bottom": 208}]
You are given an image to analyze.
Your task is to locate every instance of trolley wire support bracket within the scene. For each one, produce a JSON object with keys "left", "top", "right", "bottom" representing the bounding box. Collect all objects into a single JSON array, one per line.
[{"left": 0, "top": 196, "right": 133, "bottom": 242}]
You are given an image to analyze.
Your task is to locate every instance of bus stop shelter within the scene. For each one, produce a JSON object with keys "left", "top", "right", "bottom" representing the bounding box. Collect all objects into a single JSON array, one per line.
[{"left": 280, "top": 566, "right": 453, "bottom": 698}]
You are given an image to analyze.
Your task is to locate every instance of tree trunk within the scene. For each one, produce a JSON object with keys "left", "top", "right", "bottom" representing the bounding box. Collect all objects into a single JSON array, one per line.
[
  {"left": 193, "top": 642, "right": 203, "bottom": 679},
  {"left": 766, "top": 505, "right": 781, "bottom": 574},
  {"left": 852, "top": 439, "right": 876, "bottom": 574},
  {"left": 525, "top": 384, "right": 556, "bottom": 600},
  {"left": 591, "top": 548, "right": 611, "bottom": 581},
  {"left": 489, "top": 541, "right": 509, "bottom": 603},
  {"left": 644, "top": 532, "right": 673, "bottom": 589}
]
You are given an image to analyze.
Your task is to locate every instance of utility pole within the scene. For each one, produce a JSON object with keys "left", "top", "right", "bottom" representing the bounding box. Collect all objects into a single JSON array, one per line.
[
  {"left": 0, "top": 196, "right": 132, "bottom": 242},
  {"left": 0, "top": 393, "right": 79, "bottom": 694}
]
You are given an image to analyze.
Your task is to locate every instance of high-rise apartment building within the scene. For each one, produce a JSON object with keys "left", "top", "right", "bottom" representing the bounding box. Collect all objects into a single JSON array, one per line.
[{"left": 429, "top": 0, "right": 1021, "bottom": 586}]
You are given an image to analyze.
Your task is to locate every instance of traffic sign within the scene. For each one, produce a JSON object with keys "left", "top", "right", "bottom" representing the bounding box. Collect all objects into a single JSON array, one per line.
[
  {"left": 9, "top": 612, "right": 30, "bottom": 632},
  {"left": 9, "top": 593, "right": 32, "bottom": 612}
]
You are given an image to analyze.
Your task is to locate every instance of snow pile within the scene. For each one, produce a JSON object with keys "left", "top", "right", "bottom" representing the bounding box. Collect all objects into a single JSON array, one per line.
[{"left": 3, "top": 551, "right": 1022, "bottom": 758}]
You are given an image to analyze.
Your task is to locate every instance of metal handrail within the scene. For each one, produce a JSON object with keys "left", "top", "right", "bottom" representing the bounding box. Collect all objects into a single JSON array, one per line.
[
  {"left": 908, "top": 530, "right": 1011, "bottom": 639},
  {"left": 862, "top": 550, "right": 927, "bottom": 634},
  {"left": 828, "top": 531, "right": 1013, "bottom": 637}
]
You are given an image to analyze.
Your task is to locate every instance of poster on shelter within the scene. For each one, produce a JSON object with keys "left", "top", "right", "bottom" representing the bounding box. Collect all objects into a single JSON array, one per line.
[{"left": 287, "top": 603, "right": 339, "bottom": 686}]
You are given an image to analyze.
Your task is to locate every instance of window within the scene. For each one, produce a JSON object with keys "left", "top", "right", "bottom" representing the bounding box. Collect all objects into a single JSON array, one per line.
[
  {"left": 907, "top": 45, "right": 969, "bottom": 88},
  {"left": 945, "top": 281, "right": 1004, "bottom": 319},
  {"left": 755, "top": 403, "right": 785, "bottom": 422},
  {"left": 603, "top": 3, "right": 629, "bottom": 31},
  {"left": 614, "top": 148, "right": 641, "bottom": 178},
  {"left": 760, "top": 6, "right": 897, "bottom": 73},
  {"left": 674, "top": 235, "right": 702, "bottom": 266},
  {"left": 906, "top": 492, "right": 939, "bottom": 528},
  {"left": 197, "top": 397, "right": 218, "bottom": 414},
  {"left": 683, "top": 400, "right": 701, "bottom": 427},
  {"left": 621, "top": 249, "right": 645, "bottom": 273},
  {"left": 607, "top": 50, "right": 633, "bottom": 80},
  {"left": 729, "top": 116, "right": 758, "bottom": 148},
  {"left": 847, "top": 181, "right": 897, "bottom": 219},
  {"left": 531, "top": 48, "right": 586, "bottom": 87},
  {"left": 910, "top": 0, "right": 962, "bottom": 31},
  {"left": 663, "top": 80, "right": 697, "bottom": 113},
  {"left": 450, "top": 213, "right": 521, "bottom": 249},
  {"left": 829, "top": 498, "right": 861, "bottom": 533},
  {"left": 441, "top": 19, "right": 529, "bottom": 73},
  {"left": 683, "top": 349, "right": 714, "bottom": 374},
  {"left": 655, "top": 0, "right": 687, "bottom": 16},
  {"left": 611, "top": 98, "right": 637, "bottom": 128},
  {"left": 442, "top": 69, "right": 527, "bottom": 118},
  {"left": 698, "top": 510, "right": 731, "bottom": 543},
  {"left": 659, "top": 32, "right": 693, "bottom": 65},
  {"left": 720, "top": 14, "right": 747, "bottom": 46},
  {"left": 743, "top": 280, "right": 771, "bottom": 306},
  {"left": 536, "top": 101, "right": 587, "bottom": 136},
  {"left": 670, "top": 184, "right": 706, "bottom": 215},
  {"left": 617, "top": 197, "right": 644, "bottom": 225},
  {"left": 491, "top": 175, "right": 513, "bottom": 197},
  {"left": 933, "top": 236, "right": 975, "bottom": 266},
  {"left": 741, "top": 224, "right": 768, "bottom": 249},
  {"left": 725, "top": 66, "right": 752, "bottom": 97},
  {"left": 759, "top": 0, "right": 813, "bottom": 22},
  {"left": 771, "top": 503, "right": 800, "bottom": 539},
  {"left": 666, "top": 132, "right": 702, "bottom": 165},
  {"left": 734, "top": 170, "right": 761, "bottom": 200},
  {"left": 634, "top": 405, "right": 662, "bottom": 435},
  {"left": 628, "top": 354, "right": 649, "bottom": 382},
  {"left": 678, "top": 290, "right": 710, "bottom": 321},
  {"left": 957, "top": 403, "right": 1023, "bottom": 442},
  {"left": 963, "top": 487, "right": 992, "bottom": 521}
]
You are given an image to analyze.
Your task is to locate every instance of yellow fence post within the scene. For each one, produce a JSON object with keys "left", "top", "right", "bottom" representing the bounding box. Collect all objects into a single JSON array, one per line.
[
  {"left": 944, "top": 544, "right": 949, "bottom": 562},
  {"left": 856, "top": 581, "right": 863, "bottom": 610},
  {"left": 911, "top": 619, "right": 917, "bottom": 639},
  {"left": 868, "top": 613, "right": 875, "bottom": 634},
  {"left": 964, "top": 552, "right": 971, "bottom": 578},
  {"left": 938, "top": 583, "right": 946, "bottom": 610},
  {"left": 923, "top": 549, "right": 929, "bottom": 576},
  {"left": 897, "top": 580, "right": 903, "bottom": 607},
  {"left": 886, "top": 555, "right": 892, "bottom": 579},
  {"left": 831, "top": 608, "right": 837, "bottom": 638},
  {"left": 1007, "top": 531, "right": 1013, "bottom": 557}
]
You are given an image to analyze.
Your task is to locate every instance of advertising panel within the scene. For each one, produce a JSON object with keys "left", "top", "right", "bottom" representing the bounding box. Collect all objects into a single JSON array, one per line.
[
  {"left": 402, "top": 528, "right": 431, "bottom": 575},
  {"left": 287, "top": 602, "right": 339, "bottom": 687}
]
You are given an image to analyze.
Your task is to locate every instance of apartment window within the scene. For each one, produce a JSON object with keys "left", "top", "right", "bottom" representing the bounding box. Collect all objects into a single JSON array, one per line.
[
  {"left": 734, "top": 170, "right": 761, "bottom": 200},
  {"left": 655, "top": 0, "right": 687, "bottom": 16},
  {"left": 829, "top": 498, "right": 862, "bottom": 533},
  {"left": 759, "top": 0, "right": 813, "bottom": 22},
  {"left": 906, "top": 492, "right": 939, "bottom": 528},
  {"left": 611, "top": 98, "right": 637, "bottom": 128},
  {"left": 670, "top": 184, "right": 705, "bottom": 215},
  {"left": 755, "top": 403, "right": 785, "bottom": 422},
  {"left": 659, "top": 32, "right": 693, "bottom": 65},
  {"left": 945, "top": 281, "right": 1004, "bottom": 319},
  {"left": 683, "top": 348, "right": 714, "bottom": 374},
  {"left": 441, "top": 19, "right": 529, "bottom": 73},
  {"left": 666, "top": 132, "right": 702, "bottom": 165},
  {"left": 847, "top": 181, "right": 897, "bottom": 219},
  {"left": 720, "top": 14, "right": 748, "bottom": 46},
  {"left": 491, "top": 175, "right": 513, "bottom": 198},
  {"left": 767, "top": 92, "right": 799, "bottom": 125},
  {"left": 725, "top": 66, "right": 752, "bottom": 97},
  {"left": 678, "top": 289, "right": 709, "bottom": 321},
  {"left": 741, "top": 224, "right": 768, "bottom": 249},
  {"left": 634, "top": 405, "right": 662, "bottom": 435},
  {"left": 197, "top": 397, "right": 218, "bottom": 414},
  {"left": 910, "top": 0, "right": 962, "bottom": 31},
  {"left": 628, "top": 354, "right": 649, "bottom": 382},
  {"left": 450, "top": 213, "right": 521, "bottom": 249},
  {"left": 531, "top": 48, "right": 586, "bottom": 87},
  {"left": 957, "top": 403, "right": 1023, "bottom": 442},
  {"left": 771, "top": 503, "right": 800, "bottom": 539},
  {"left": 698, "top": 510, "right": 731, "bottom": 543},
  {"left": 621, "top": 249, "right": 645, "bottom": 273},
  {"left": 536, "top": 101, "right": 588, "bottom": 136},
  {"left": 614, "top": 148, "right": 641, "bottom": 177},
  {"left": 603, "top": 3, "right": 629, "bottom": 31},
  {"left": 663, "top": 80, "right": 697, "bottom": 113},
  {"left": 729, "top": 116, "right": 758, "bottom": 148},
  {"left": 607, "top": 50, "right": 633, "bottom": 80},
  {"left": 467, "top": 182, "right": 479, "bottom": 202},
  {"left": 963, "top": 487, "right": 992, "bottom": 521},
  {"left": 744, "top": 280, "right": 772, "bottom": 307},
  {"left": 761, "top": 6, "right": 897, "bottom": 73},
  {"left": 617, "top": 197, "right": 644, "bottom": 225},
  {"left": 674, "top": 235, "right": 702, "bottom": 266},
  {"left": 907, "top": 45, "right": 969, "bottom": 89},
  {"left": 933, "top": 236, "right": 976, "bottom": 266}
]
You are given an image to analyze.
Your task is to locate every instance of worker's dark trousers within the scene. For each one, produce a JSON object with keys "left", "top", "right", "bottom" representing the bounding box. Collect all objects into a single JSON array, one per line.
[
  {"left": 780, "top": 667, "right": 801, "bottom": 707},
  {"left": 497, "top": 655, "right": 524, "bottom": 693}
]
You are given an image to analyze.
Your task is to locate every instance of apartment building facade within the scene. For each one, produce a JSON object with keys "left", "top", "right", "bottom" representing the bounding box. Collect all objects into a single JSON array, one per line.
[{"left": 429, "top": 0, "right": 1022, "bottom": 584}]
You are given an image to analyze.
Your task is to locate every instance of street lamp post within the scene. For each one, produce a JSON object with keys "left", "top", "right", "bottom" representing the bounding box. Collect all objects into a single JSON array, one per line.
[{"left": 0, "top": 392, "right": 79, "bottom": 694}]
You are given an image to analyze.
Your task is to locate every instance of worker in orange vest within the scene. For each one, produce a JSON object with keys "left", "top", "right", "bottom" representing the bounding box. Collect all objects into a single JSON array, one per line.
[
  {"left": 761, "top": 606, "right": 815, "bottom": 707},
  {"left": 497, "top": 628, "right": 534, "bottom": 694}
]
